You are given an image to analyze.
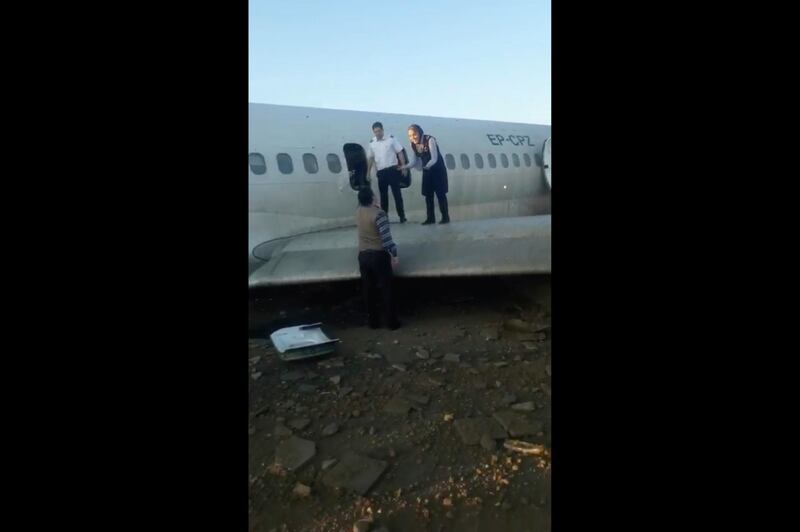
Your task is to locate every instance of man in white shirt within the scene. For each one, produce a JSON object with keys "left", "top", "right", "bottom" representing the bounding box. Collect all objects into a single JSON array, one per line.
[{"left": 366, "top": 121, "right": 408, "bottom": 223}]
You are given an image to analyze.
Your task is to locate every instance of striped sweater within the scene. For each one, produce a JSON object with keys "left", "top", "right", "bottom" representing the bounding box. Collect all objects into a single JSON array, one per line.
[{"left": 375, "top": 211, "right": 398, "bottom": 257}]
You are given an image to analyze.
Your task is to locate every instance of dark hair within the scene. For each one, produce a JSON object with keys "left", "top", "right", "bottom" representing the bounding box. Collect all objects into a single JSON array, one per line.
[
  {"left": 357, "top": 187, "right": 374, "bottom": 206},
  {"left": 408, "top": 124, "right": 424, "bottom": 139},
  {"left": 372, "top": 121, "right": 383, "bottom": 130}
]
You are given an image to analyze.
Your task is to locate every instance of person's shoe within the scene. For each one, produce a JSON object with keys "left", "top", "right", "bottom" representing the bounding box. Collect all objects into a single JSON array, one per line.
[
  {"left": 438, "top": 217, "right": 450, "bottom": 224},
  {"left": 399, "top": 217, "right": 407, "bottom": 223},
  {"left": 368, "top": 320, "right": 381, "bottom": 329},
  {"left": 387, "top": 321, "right": 402, "bottom": 331},
  {"left": 421, "top": 219, "right": 435, "bottom": 225}
]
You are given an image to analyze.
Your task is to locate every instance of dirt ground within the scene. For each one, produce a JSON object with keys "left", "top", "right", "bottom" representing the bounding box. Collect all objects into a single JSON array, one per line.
[{"left": 249, "top": 275, "right": 551, "bottom": 532}]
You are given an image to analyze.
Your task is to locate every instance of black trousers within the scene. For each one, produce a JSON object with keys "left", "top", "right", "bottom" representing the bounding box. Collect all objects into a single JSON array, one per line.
[
  {"left": 377, "top": 167, "right": 406, "bottom": 220},
  {"left": 424, "top": 190, "right": 449, "bottom": 222},
  {"left": 358, "top": 250, "right": 398, "bottom": 328}
]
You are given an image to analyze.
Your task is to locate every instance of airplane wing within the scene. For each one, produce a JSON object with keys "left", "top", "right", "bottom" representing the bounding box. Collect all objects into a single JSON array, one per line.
[{"left": 249, "top": 215, "right": 550, "bottom": 287}]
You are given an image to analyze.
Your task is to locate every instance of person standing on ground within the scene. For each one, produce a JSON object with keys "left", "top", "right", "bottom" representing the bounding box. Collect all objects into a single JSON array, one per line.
[{"left": 356, "top": 186, "right": 401, "bottom": 330}]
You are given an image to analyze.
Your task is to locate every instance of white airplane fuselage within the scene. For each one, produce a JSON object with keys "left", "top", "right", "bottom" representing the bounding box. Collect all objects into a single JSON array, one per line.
[{"left": 249, "top": 103, "right": 551, "bottom": 274}]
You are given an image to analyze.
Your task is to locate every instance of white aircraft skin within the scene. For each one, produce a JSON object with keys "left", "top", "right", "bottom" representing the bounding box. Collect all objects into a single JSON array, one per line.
[{"left": 249, "top": 103, "right": 551, "bottom": 286}]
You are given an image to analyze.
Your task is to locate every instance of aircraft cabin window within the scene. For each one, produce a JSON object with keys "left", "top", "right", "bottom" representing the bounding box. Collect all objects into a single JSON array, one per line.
[
  {"left": 523, "top": 153, "right": 532, "bottom": 167},
  {"left": 249, "top": 152, "right": 266, "bottom": 175},
  {"left": 326, "top": 153, "right": 342, "bottom": 173},
  {"left": 501, "top": 153, "right": 509, "bottom": 168},
  {"left": 460, "top": 154, "right": 470, "bottom": 169},
  {"left": 512, "top": 153, "right": 520, "bottom": 167},
  {"left": 445, "top": 154, "right": 456, "bottom": 170},
  {"left": 488, "top": 153, "right": 497, "bottom": 168},
  {"left": 303, "top": 153, "right": 319, "bottom": 174},
  {"left": 277, "top": 153, "right": 294, "bottom": 174},
  {"left": 474, "top": 153, "right": 484, "bottom": 169}
]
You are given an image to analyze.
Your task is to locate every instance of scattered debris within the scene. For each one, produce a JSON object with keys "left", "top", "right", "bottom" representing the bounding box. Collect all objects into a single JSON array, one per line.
[
  {"left": 503, "top": 440, "right": 547, "bottom": 456},
  {"left": 266, "top": 463, "right": 286, "bottom": 477},
  {"left": 383, "top": 396, "right": 413, "bottom": 415},
  {"left": 293, "top": 482, "right": 311, "bottom": 498},
  {"left": 511, "top": 401, "right": 537, "bottom": 412},
  {"left": 249, "top": 278, "right": 551, "bottom": 529},
  {"left": 321, "top": 452, "right": 388, "bottom": 495},
  {"left": 321, "top": 422, "right": 339, "bottom": 436},
  {"left": 270, "top": 323, "right": 340, "bottom": 362},
  {"left": 493, "top": 411, "right": 544, "bottom": 437},
  {"left": 274, "top": 436, "right": 316, "bottom": 471}
]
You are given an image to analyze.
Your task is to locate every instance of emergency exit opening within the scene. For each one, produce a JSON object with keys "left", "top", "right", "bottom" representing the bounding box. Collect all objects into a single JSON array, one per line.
[
  {"left": 343, "top": 143, "right": 369, "bottom": 190},
  {"left": 542, "top": 137, "right": 551, "bottom": 188}
]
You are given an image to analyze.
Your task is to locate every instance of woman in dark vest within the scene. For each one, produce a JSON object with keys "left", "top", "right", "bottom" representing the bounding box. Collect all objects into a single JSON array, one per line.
[{"left": 399, "top": 124, "right": 450, "bottom": 224}]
